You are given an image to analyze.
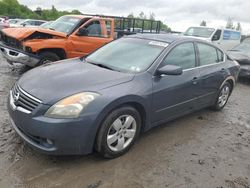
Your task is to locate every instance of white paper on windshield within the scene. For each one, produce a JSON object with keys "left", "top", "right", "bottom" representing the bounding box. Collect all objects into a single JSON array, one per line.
[
  {"left": 148, "top": 41, "right": 169, "bottom": 48},
  {"left": 130, "top": 66, "right": 141, "bottom": 72}
]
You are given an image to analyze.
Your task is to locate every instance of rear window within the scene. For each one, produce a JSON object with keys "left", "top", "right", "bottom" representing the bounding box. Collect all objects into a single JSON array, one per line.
[{"left": 197, "top": 43, "right": 219, "bottom": 66}]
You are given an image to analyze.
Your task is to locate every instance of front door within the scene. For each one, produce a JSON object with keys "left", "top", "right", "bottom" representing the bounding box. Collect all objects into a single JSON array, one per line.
[
  {"left": 152, "top": 42, "right": 199, "bottom": 123},
  {"left": 69, "top": 19, "right": 113, "bottom": 58}
]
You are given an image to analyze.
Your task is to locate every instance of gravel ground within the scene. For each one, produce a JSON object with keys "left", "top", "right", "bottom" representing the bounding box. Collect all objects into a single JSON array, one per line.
[{"left": 0, "top": 54, "right": 250, "bottom": 188}]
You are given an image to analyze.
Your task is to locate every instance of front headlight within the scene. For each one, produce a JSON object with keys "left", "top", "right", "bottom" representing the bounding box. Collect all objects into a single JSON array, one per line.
[{"left": 44, "top": 92, "right": 99, "bottom": 118}]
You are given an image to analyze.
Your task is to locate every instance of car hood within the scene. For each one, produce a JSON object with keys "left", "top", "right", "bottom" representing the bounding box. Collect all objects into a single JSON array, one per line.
[
  {"left": 227, "top": 51, "right": 250, "bottom": 65},
  {"left": 18, "top": 58, "right": 135, "bottom": 105},
  {"left": 2, "top": 27, "right": 66, "bottom": 40}
]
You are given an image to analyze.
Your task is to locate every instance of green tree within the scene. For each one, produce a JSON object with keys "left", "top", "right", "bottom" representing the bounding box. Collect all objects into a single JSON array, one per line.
[
  {"left": 0, "top": 0, "right": 83, "bottom": 20},
  {"left": 149, "top": 12, "right": 155, "bottom": 20},
  {"left": 139, "top": 11, "right": 146, "bottom": 19},
  {"left": 226, "top": 17, "right": 234, "bottom": 29},
  {"left": 127, "top": 12, "right": 171, "bottom": 32},
  {"left": 200, "top": 20, "right": 207, "bottom": 26},
  {"left": 127, "top": 13, "right": 134, "bottom": 18},
  {"left": 236, "top": 22, "right": 242, "bottom": 31},
  {"left": 0, "top": 0, "right": 171, "bottom": 32}
]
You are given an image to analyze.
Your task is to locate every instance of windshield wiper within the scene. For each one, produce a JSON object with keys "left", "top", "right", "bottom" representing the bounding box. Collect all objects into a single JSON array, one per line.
[
  {"left": 229, "top": 49, "right": 239, "bottom": 52},
  {"left": 88, "top": 61, "right": 116, "bottom": 71},
  {"left": 49, "top": 27, "right": 55, "bottom": 30}
]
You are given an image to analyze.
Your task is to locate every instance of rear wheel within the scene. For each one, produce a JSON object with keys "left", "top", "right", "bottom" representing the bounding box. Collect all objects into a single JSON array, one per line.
[
  {"left": 95, "top": 106, "right": 141, "bottom": 158},
  {"left": 211, "top": 82, "right": 231, "bottom": 111},
  {"left": 38, "top": 52, "right": 60, "bottom": 66}
]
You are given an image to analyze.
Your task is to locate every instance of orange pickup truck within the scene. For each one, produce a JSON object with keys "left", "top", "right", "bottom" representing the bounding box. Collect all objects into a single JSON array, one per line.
[{"left": 0, "top": 14, "right": 161, "bottom": 67}]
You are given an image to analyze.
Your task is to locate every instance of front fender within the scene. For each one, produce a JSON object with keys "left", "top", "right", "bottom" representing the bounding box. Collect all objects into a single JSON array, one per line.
[{"left": 23, "top": 38, "right": 68, "bottom": 53}]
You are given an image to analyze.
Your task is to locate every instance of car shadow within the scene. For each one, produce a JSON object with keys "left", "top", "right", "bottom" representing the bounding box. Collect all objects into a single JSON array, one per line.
[
  {"left": 32, "top": 108, "right": 211, "bottom": 163},
  {"left": 238, "top": 77, "right": 250, "bottom": 85},
  {"left": 10, "top": 64, "right": 32, "bottom": 75}
]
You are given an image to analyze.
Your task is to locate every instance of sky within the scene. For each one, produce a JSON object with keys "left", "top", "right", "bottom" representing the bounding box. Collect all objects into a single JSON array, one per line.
[{"left": 18, "top": 0, "right": 250, "bottom": 34}]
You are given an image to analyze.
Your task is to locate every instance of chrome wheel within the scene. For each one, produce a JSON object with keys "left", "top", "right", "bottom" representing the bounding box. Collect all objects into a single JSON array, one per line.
[
  {"left": 218, "top": 85, "right": 230, "bottom": 108},
  {"left": 107, "top": 115, "right": 137, "bottom": 152}
]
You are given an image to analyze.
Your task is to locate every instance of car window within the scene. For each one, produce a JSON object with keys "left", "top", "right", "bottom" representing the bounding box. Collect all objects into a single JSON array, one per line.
[
  {"left": 197, "top": 43, "right": 218, "bottom": 66},
  {"left": 161, "top": 42, "right": 196, "bottom": 70},
  {"left": 105, "top": 20, "right": 111, "bottom": 37},
  {"left": 35, "top": 21, "right": 44, "bottom": 26},
  {"left": 212, "top": 29, "right": 222, "bottom": 41},
  {"left": 22, "top": 20, "right": 30, "bottom": 25},
  {"left": 217, "top": 49, "right": 224, "bottom": 62},
  {"left": 223, "top": 30, "right": 241, "bottom": 40},
  {"left": 23, "top": 20, "right": 35, "bottom": 25},
  {"left": 31, "top": 21, "right": 37, "bottom": 25},
  {"left": 85, "top": 21, "right": 102, "bottom": 37}
]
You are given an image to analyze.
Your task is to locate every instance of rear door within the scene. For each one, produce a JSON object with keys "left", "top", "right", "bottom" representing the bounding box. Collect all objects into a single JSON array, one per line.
[
  {"left": 69, "top": 18, "right": 114, "bottom": 58},
  {"left": 195, "top": 42, "right": 226, "bottom": 107},
  {"left": 152, "top": 42, "right": 200, "bottom": 123}
]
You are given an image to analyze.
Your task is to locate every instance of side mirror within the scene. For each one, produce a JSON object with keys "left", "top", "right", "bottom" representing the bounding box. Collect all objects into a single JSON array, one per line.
[
  {"left": 77, "top": 27, "right": 88, "bottom": 36},
  {"left": 156, "top": 65, "right": 183, "bottom": 76},
  {"left": 21, "top": 23, "right": 26, "bottom": 27}
]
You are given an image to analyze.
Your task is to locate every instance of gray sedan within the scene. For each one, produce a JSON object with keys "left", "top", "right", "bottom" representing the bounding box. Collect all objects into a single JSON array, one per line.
[
  {"left": 8, "top": 34, "right": 240, "bottom": 158},
  {"left": 228, "top": 43, "right": 250, "bottom": 78}
]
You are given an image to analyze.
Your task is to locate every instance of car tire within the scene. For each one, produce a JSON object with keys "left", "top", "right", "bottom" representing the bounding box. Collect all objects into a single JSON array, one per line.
[
  {"left": 211, "top": 82, "right": 232, "bottom": 111},
  {"left": 38, "top": 52, "right": 60, "bottom": 66},
  {"left": 95, "top": 106, "right": 141, "bottom": 158}
]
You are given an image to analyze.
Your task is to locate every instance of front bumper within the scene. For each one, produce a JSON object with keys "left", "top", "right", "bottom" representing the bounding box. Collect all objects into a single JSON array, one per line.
[
  {"left": 0, "top": 42, "right": 40, "bottom": 67},
  {"left": 8, "top": 91, "right": 100, "bottom": 155}
]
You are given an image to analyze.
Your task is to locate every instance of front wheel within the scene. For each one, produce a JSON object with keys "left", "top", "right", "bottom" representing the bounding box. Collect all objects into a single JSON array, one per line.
[
  {"left": 211, "top": 82, "right": 231, "bottom": 111},
  {"left": 37, "top": 52, "right": 60, "bottom": 66},
  {"left": 95, "top": 106, "right": 141, "bottom": 158}
]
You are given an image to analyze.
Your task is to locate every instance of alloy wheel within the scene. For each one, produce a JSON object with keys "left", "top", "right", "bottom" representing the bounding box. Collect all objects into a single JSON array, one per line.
[
  {"left": 107, "top": 115, "right": 137, "bottom": 152},
  {"left": 218, "top": 85, "right": 230, "bottom": 108}
]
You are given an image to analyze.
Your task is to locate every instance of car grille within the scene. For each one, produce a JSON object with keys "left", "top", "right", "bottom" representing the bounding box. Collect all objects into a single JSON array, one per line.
[
  {"left": 0, "top": 31, "right": 22, "bottom": 49},
  {"left": 12, "top": 84, "right": 42, "bottom": 113}
]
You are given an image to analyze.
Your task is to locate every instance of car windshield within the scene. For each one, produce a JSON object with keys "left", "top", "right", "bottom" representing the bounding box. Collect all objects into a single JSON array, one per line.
[
  {"left": 243, "top": 38, "right": 250, "bottom": 43},
  {"left": 9, "top": 19, "right": 21, "bottom": 24},
  {"left": 184, "top": 27, "right": 215, "bottom": 38},
  {"left": 86, "top": 38, "right": 168, "bottom": 73},
  {"left": 40, "top": 21, "right": 53, "bottom": 29},
  {"left": 8, "top": 20, "right": 16, "bottom": 24},
  {"left": 48, "top": 16, "right": 81, "bottom": 34},
  {"left": 231, "top": 43, "right": 250, "bottom": 52}
]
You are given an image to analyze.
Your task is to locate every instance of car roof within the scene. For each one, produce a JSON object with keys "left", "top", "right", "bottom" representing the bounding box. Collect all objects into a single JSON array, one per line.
[
  {"left": 21, "top": 19, "right": 47, "bottom": 22},
  {"left": 127, "top": 34, "right": 191, "bottom": 43},
  {"left": 63, "top": 15, "right": 93, "bottom": 19}
]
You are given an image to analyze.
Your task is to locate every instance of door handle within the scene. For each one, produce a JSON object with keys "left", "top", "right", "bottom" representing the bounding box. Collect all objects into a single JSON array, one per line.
[{"left": 192, "top": 77, "right": 198, "bottom": 85}]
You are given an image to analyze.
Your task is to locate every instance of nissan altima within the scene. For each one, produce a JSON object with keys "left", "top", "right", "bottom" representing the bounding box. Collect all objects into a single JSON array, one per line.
[{"left": 8, "top": 34, "right": 240, "bottom": 158}]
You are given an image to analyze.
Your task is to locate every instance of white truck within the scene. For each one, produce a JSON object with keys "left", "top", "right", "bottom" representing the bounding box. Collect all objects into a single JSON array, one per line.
[{"left": 184, "top": 26, "right": 241, "bottom": 51}]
